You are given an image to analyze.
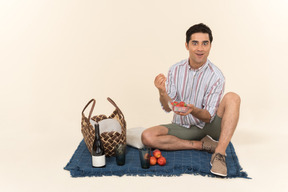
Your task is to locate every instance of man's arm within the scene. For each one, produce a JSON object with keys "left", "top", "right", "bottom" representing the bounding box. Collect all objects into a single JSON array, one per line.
[
  {"left": 154, "top": 74, "right": 172, "bottom": 112},
  {"left": 175, "top": 104, "right": 211, "bottom": 123},
  {"left": 159, "top": 90, "right": 172, "bottom": 112},
  {"left": 190, "top": 105, "right": 211, "bottom": 123}
]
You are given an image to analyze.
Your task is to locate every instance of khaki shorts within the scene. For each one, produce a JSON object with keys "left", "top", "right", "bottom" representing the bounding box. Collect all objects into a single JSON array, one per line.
[{"left": 161, "top": 115, "right": 222, "bottom": 141}]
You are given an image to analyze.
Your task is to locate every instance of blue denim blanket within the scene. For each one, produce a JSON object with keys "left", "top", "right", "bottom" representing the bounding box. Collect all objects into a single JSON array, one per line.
[{"left": 64, "top": 139, "right": 249, "bottom": 178}]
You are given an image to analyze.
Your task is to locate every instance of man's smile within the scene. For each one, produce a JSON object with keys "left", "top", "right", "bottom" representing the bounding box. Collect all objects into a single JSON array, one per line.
[{"left": 196, "top": 53, "right": 204, "bottom": 57}]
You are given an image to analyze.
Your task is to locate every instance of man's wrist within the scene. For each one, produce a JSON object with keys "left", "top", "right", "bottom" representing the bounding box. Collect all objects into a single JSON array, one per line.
[{"left": 159, "top": 89, "right": 166, "bottom": 96}]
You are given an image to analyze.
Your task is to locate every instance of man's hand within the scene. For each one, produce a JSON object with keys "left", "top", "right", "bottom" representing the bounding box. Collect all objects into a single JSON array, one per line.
[
  {"left": 155, "top": 73, "right": 172, "bottom": 112},
  {"left": 174, "top": 104, "right": 211, "bottom": 123},
  {"left": 174, "top": 104, "right": 195, "bottom": 116},
  {"left": 154, "top": 73, "right": 166, "bottom": 93}
]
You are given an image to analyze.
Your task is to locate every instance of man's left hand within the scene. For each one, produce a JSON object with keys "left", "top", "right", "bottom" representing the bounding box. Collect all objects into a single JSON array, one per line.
[{"left": 174, "top": 104, "right": 194, "bottom": 116}]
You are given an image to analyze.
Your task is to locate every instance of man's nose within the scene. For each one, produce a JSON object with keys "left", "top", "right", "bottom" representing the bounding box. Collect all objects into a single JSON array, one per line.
[{"left": 197, "top": 44, "right": 204, "bottom": 51}]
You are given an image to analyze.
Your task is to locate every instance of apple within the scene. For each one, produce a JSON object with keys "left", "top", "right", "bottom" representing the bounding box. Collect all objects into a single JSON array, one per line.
[
  {"left": 150, "top": 156, "right": 157, "bottom": 166},
  {"left": 144, "top": 152, "right": 150, "bottom": 160},
  {"left": 153, "top": 149, "right": 162, "bottom": 159},
  {"left": 157, "top": 156, "right": 166, "bottom": 166}
]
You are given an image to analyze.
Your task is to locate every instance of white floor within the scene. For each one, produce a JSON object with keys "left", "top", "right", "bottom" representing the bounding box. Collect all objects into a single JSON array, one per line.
[{"left": 1, "top": 126, "right": 287, "bottom": 192}]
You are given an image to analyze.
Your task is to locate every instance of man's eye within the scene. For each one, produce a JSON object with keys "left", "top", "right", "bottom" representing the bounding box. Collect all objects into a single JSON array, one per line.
[
  {"left": 192, "top": 42, "right": 197, "bottom": 45},
  {"left": 203, "top": 42, "right": 208, "bottom": 46}
]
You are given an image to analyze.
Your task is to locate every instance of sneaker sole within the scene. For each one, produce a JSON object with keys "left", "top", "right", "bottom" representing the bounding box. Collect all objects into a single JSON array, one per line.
[{"left": 210, "top": 169, "right": 227, "bottom": 177}]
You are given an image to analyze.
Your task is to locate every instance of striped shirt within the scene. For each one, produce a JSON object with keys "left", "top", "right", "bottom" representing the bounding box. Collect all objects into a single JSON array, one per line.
[{"left": 165, "top": 58, "right": 225, "bottom": 129}]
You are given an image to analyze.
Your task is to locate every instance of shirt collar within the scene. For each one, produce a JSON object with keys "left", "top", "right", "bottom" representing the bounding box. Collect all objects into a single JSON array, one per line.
[{"left": 187, "top": 58, "right": 209, "bottom": 72}]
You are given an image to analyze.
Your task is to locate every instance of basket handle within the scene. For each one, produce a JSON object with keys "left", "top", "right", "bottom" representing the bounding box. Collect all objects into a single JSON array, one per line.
[
  {"left": 107, "top": 97, "right": 125, "bottom": 119},
  {"left": 82, "top": 99, "right": 96, "bottom": 120}
]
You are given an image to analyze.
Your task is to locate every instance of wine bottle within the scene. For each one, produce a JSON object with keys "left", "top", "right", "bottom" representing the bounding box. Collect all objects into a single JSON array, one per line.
[{"left": 92, "top": 123, "right": 106, "bottom": 168}]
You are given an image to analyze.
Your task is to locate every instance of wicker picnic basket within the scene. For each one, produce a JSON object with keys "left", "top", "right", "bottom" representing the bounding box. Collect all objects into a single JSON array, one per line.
[{"left": 81, "top": 97, "right": 126, "bottom": 157}]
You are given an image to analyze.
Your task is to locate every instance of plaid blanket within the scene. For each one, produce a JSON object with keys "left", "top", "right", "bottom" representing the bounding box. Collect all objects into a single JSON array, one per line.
[{"left": 64, "top": 139, "right": 249, "bottom": 178}]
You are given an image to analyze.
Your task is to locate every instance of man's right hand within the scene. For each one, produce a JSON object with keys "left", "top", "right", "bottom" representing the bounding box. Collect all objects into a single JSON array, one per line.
[
  {"left": 154, "top": 73, "right": 172, "bottom": 112},
  {"left": 154, "top": 73, "right": 166, "bottom": 93}
]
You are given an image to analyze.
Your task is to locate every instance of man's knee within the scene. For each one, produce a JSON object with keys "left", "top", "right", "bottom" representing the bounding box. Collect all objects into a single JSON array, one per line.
[
  {"left": 141, "top": 126, "right": 168, "bottom": 147},
  {"left": 224, "top": 92, "right": 241, "bottom": 105},
  {"left": 141, "top": 129, "right": 152, "bottom": 146}
]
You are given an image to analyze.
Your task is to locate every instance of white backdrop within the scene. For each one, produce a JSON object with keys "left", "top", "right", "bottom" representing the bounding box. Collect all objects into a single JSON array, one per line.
[{"left": 1, "top": 0, "right": 288, "bottom": 191}]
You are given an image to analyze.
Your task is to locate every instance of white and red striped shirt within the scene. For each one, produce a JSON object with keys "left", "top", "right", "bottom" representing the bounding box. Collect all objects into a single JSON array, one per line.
[{"left": 165, "top": 58, "right": 225, "bottom": 129}]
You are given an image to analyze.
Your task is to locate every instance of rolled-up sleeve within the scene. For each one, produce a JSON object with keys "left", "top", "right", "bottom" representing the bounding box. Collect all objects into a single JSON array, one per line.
[
  {"left": 203, "top": 79, "right": 225, "bottom": 122},
  {"left": 166, "top": 67, "right": 177, "bottom": 101}
]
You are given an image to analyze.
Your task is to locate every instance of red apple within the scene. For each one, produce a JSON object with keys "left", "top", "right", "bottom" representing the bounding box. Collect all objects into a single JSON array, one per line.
[
  {"left": 144, "top": 153, "right": 150, "bottom": 160},
  {"left": 153, "top": 149, "right": 162, "bottom": 159},
  {"left": 157, "top": 156, "right": 166, "bottom": 166},
  {"left": 150, "top": 156, "right": 157, "bottom": 166}
]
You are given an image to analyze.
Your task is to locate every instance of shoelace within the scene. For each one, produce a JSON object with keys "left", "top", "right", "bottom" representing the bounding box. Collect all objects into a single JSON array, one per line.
[{"left": 215, "top": 153, "right": 226, "bottom": 165}]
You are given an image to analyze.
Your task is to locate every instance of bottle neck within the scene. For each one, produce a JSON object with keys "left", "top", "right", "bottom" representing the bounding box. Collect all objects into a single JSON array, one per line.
[{"left": 94, "top": 124, "right": 100, "bottom": 138}]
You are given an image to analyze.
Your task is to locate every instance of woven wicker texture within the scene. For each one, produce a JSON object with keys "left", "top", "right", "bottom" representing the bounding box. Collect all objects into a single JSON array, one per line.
[{"left": 81, "top": 98, "right": 126, "bottom": 157}]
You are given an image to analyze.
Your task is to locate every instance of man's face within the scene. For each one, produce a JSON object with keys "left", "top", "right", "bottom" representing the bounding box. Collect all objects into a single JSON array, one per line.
[{"left": 185, "top": 32, "right": 211, "bottom": 68}]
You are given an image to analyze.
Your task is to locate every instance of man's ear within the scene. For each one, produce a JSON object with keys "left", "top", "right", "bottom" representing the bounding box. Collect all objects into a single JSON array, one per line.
[{"left": 185, "top": 42, "right": 189, "bottom": 50}]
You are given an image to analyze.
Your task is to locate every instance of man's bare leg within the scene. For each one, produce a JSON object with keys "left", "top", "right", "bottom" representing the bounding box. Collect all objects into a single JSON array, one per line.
[
  {"left": 141, "top": 126, "right": 202, "bottom": 150},
  {"left": 215, "top": 92, "right": 241, "bottom": 155}
]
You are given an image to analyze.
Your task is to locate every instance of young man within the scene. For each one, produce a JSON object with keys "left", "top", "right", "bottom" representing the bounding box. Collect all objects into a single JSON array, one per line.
[{"left": 141, "top": 23, "right": 241, "bottom": 177}]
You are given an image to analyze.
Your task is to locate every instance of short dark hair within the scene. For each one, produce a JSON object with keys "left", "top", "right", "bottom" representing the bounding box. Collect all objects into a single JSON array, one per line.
[{"left": 186, "top": 23, "right": 213, "bottom": 44}]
